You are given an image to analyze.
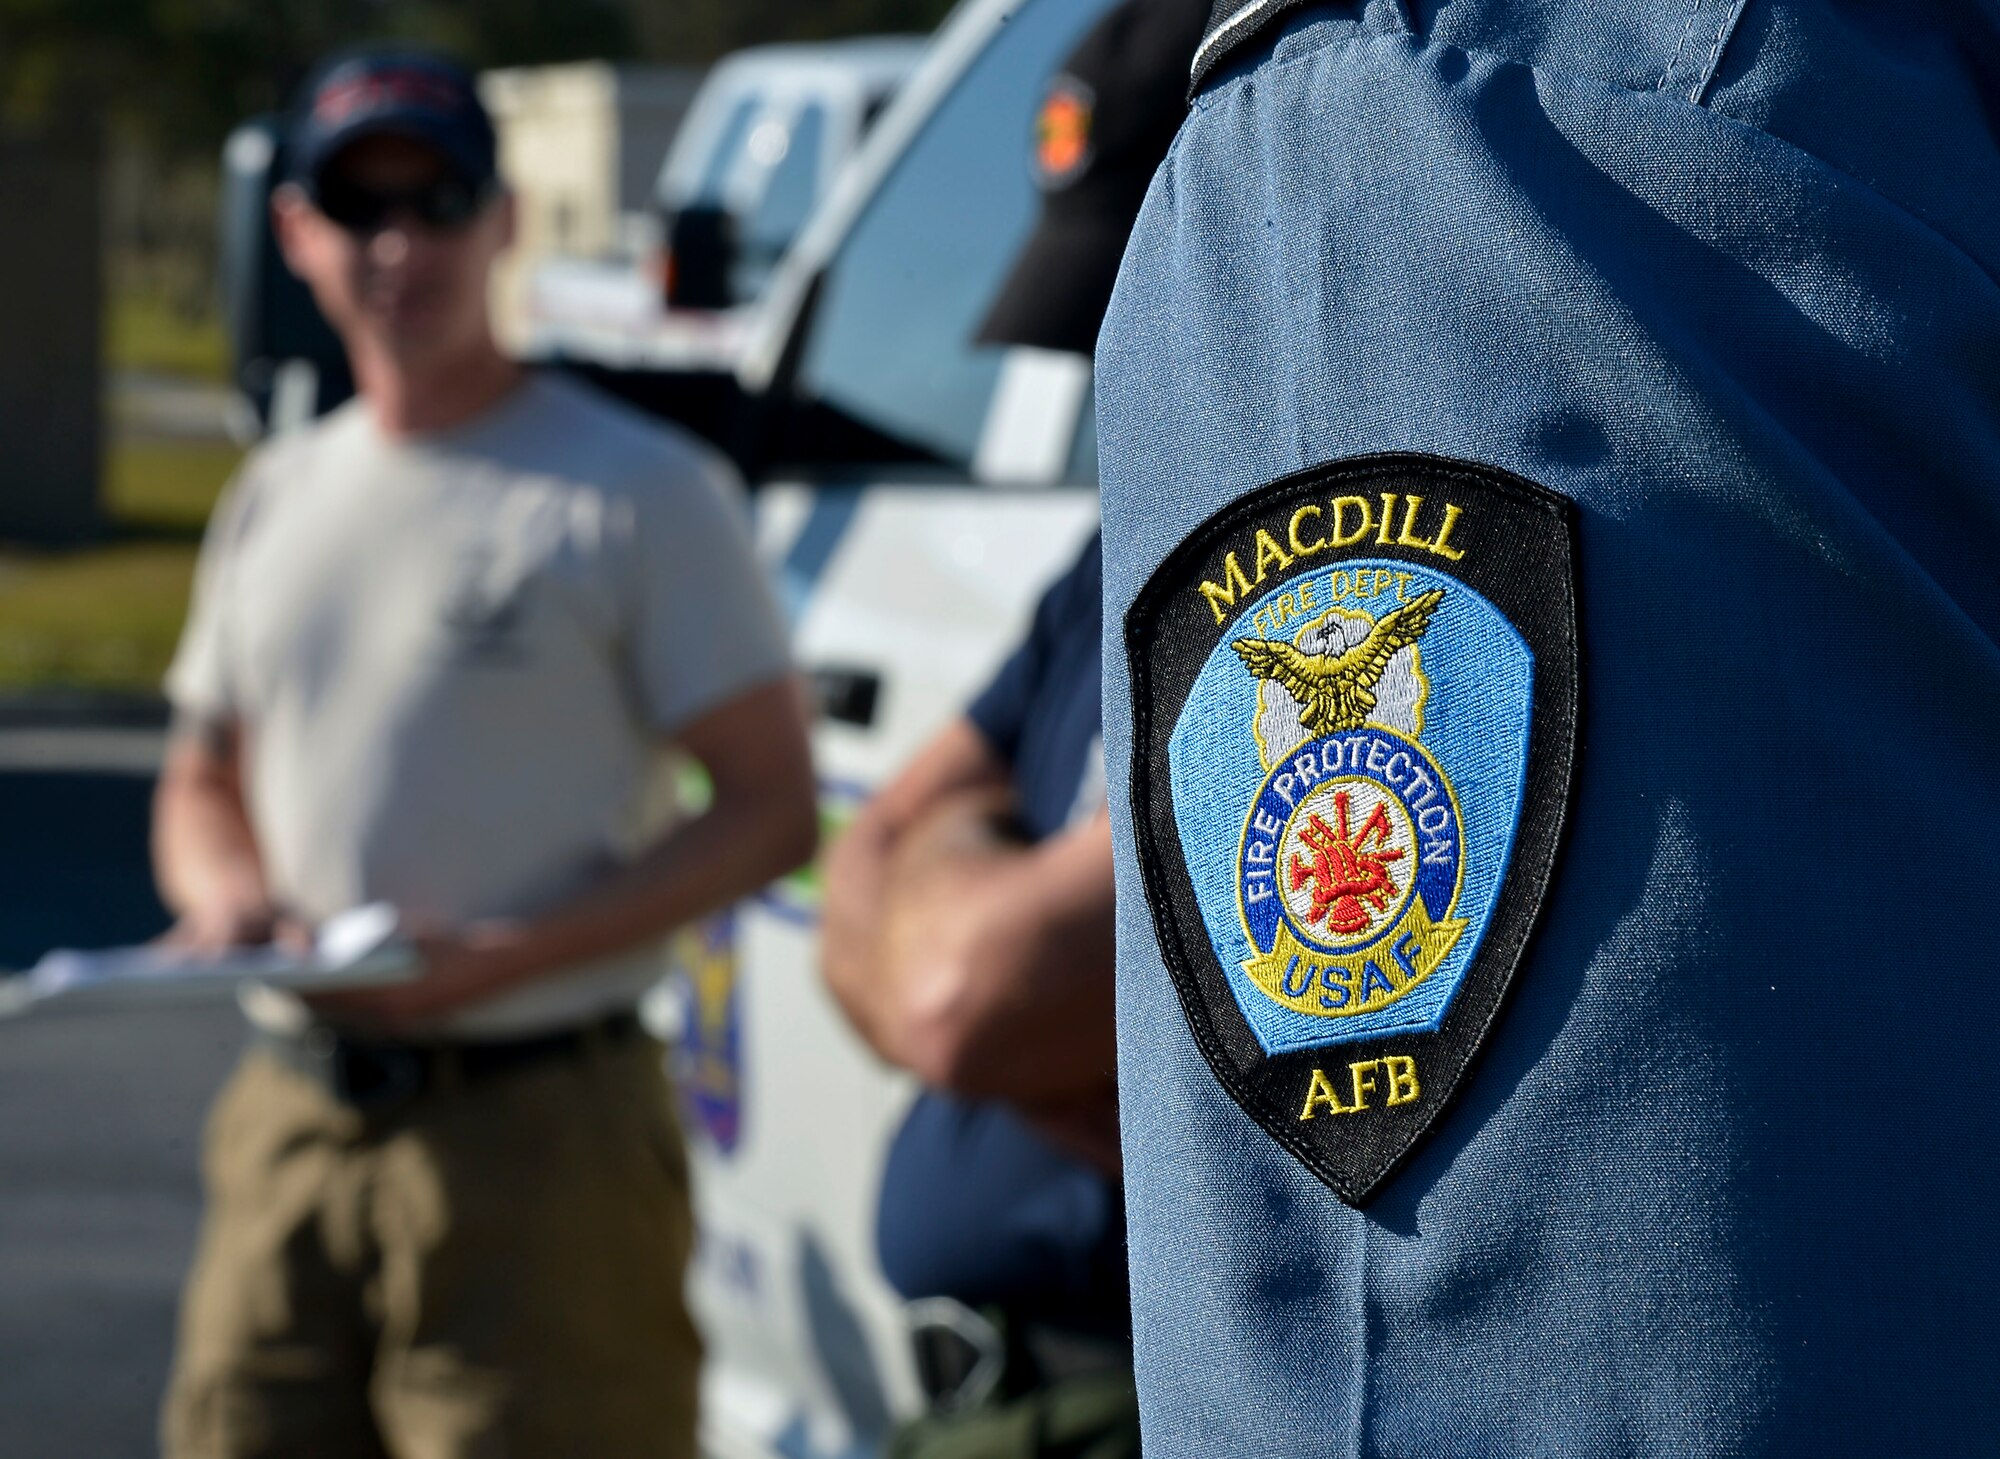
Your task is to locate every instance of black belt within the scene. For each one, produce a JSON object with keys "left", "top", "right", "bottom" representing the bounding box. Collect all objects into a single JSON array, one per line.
[{"left": 258, "top": 1011, "right": 646, "bottom": 1115}]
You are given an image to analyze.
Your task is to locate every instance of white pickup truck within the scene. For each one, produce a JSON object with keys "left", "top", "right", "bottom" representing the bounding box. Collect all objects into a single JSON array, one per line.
[{"left": 635, "top": 5, "right": 1122, "bottom": 1454}]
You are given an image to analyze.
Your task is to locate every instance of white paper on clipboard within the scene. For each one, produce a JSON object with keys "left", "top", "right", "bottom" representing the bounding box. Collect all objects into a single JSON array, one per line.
[{"left": 0, "top": 903, "right": 419, "bottom": 1018}]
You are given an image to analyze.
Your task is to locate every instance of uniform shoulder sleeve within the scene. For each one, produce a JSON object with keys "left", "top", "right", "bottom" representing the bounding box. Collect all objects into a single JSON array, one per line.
[{"left": 620, "top": 440, "right": 793, "bottom": 736}]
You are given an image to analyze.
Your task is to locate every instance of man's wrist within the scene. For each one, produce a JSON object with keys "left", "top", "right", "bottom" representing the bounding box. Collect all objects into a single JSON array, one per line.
[{"left": 459, "top": 922, "right": 557, "bottom": 990}]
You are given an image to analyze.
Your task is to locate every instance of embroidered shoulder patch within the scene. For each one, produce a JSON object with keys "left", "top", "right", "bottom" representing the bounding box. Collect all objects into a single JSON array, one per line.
[{"left": 1125, "top": 454, "right": 1578, "bottom": 1203}]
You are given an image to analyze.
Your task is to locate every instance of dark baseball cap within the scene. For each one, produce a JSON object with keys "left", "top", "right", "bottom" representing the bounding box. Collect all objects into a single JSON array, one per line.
[
  {"left": 976, "top": 0, "right": 1210, "bottom": 356},
  {"left": 289, "top": 50, "right": 499, "bottom": 195}
]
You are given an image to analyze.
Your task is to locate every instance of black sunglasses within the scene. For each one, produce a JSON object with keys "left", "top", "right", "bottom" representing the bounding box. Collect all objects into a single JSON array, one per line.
[{"left": 312, "top": 172, "right": 493, "bottom": 235}]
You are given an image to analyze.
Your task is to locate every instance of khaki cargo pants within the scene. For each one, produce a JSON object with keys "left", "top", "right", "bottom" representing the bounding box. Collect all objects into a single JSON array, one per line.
[{"left": 162, "top": 1029, "right": 700, "bottom": 1459}]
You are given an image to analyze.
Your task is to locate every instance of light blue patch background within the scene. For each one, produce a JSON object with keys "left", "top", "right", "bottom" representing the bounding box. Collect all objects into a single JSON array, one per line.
[{"left": 1166, "top": 558, "right": 1533, "bottom": 1053}]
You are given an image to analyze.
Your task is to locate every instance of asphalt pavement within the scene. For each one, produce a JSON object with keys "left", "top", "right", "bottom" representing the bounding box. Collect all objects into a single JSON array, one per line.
[
  {"left": 0, "top": 734, "right": 245, "bottom": 1457},
  {"left": 0, "top": 362, "right": 246, "bottom": 1454}
]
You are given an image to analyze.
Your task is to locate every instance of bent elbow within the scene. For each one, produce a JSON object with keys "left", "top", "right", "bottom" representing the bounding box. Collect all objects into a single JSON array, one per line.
[
  {"left": 770, "top": 797, "right": 820, "bottom": 880},
  {"left": 724, "top": 784, "right": 819, "bottom": 889}
]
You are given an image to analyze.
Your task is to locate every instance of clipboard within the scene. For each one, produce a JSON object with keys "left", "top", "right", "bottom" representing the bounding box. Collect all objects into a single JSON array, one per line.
[{"left": 0, "top": 904, "right": 419, "bottom": 1018}]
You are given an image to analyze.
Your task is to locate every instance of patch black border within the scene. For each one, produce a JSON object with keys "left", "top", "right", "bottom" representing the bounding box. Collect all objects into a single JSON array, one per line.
[{"left": 1125, "top": 453, "right": 1580, "bottom": 1203}]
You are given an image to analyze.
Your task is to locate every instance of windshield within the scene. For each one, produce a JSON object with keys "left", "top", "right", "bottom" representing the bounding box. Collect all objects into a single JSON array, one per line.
[
  {"left": 733, "top": 103, "right": 828, "bottom": 301},
  {"left": 683, "top": 96, "right": 759, "bottom": 208},
  {"left": 777, "top": 0, "right": 1121, "bottom": 476}
]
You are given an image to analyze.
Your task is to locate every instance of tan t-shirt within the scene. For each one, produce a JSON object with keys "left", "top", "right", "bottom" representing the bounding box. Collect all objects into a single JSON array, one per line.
[{"left": 166, "top": 373, "right": 790, "bottom": 1038}]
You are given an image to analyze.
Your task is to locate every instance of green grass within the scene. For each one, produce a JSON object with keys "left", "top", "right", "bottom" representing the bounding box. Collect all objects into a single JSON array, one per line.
[
  {"left": 105, "top": 291, "right": 231, "bottom": 383},
  {"left": 0, "top": 543, "right": 201, "bottom": 691},
  {"left": 106, "top": 437, "right": 242, "bottom": 533},
  {"left": 0, "top": 276, "right": 243, "bottom": 694},
  {"left": 0, "top": 438, "right": 241, "bottom": 693}
]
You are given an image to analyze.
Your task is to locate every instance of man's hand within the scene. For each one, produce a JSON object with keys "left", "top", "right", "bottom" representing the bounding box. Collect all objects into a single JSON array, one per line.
[
  {"left": 880, "top": 806, "right": 1117, "bottom": 1100},
  {"left": 158, "top": 895, "right": 285, "bottom": 955},
  {"left": 820, "top": 716, "right": 1118, "bottom": 1108},
  {"left": 306, "top": 923, "right": 532, "bottom": 1032},
  {"left": 158, "top": 897, "right": 316, "bottom": 966},
  {"left": 822, "top": 719, "right": 1011, "bottom": 1061},
  {"left": 826, "top": 785, "right": 1018, "bottom": 1060}
]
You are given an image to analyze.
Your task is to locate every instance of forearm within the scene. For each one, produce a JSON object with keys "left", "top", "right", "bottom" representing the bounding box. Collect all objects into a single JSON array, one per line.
[
  {"left": 492, "top": 793, "right": 815, "bottom": 988},
  {"left": 152, "top": 736, "right": 271, "bottom": 923},
  {"left": 314, "top": 678, "right": 818, "bottom": 1030},
  {"left": 864, "top": 719, "right": 1009, "bottom": 840},
  {"left": 494, "top": 677, "right": 818, "bottom": 985}
]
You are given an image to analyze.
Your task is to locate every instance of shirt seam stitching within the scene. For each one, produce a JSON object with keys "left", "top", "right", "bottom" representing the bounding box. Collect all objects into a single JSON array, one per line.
[
  {"left": 1690, "top": 0, "right": 1752, "bottom": 105},
  {"left": 1657, "top": 0, "right": 1709, "bottom": 92}
]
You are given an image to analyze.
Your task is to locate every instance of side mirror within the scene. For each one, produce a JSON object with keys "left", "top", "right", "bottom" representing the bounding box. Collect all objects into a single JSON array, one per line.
[
  {"left": 216, "top": 116, "right": 354, "bottom": 433},
  {"left": 662, "top": 204, "right": 738, "bottom": 311}
]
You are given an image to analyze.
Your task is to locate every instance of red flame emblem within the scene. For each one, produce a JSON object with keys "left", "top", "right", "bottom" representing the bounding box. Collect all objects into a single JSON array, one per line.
[{"left": 1290, "top": 792, "right": 1405, "bottom": 936}]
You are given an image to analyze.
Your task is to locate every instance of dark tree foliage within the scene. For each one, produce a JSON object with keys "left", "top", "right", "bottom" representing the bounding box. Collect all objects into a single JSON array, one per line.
[
  {"left": 3, "top": 0, "right": 632, "bottom": 147},
  {"left": 0, "top": 0, "right": 960, "bottom": 155},
  {"left": 629, "top": 0, "right": 958, "bottom": 64}
]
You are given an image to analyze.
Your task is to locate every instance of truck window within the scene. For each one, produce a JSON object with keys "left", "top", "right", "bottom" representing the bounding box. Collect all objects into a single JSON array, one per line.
[
  {"left": 736, "top": 103, "right": 828, "bottom": 299},
  {"left": 686, "top": 96, "right": 758, "bottom": 208},
  {"left": 780, "top": 0, "right": 1120, "bottom": 475}
]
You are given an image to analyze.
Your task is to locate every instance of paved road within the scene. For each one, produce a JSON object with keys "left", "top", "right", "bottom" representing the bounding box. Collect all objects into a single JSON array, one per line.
[{"left": 0, "top": 740, "right": 245, "bottom": 1456}]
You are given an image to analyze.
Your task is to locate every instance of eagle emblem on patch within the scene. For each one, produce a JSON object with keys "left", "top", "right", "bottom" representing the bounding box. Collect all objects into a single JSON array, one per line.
[{"left": 1125, "top": 455, "right": 1578, "bottom": 1202}]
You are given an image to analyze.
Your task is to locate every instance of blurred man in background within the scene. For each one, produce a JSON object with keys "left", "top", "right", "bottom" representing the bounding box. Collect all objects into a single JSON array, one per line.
[
  {"left": 154, "top": 50, "right": 816, "bottom": 1459},
  {"left": 820, "top": 3, "right": 1206, "bottom": 1454}
]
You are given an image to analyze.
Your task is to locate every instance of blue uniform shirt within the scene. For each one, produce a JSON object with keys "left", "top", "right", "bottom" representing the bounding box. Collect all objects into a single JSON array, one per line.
[
  {"left": 967, "top": 532, "right": 1105, "bottom": 843},
  {"left": 875, "top": 535, "right": 1125, "bottom": 1334},
  {"left": 1096, "top": 3, "right": 2000, "bottom": 1454}
]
